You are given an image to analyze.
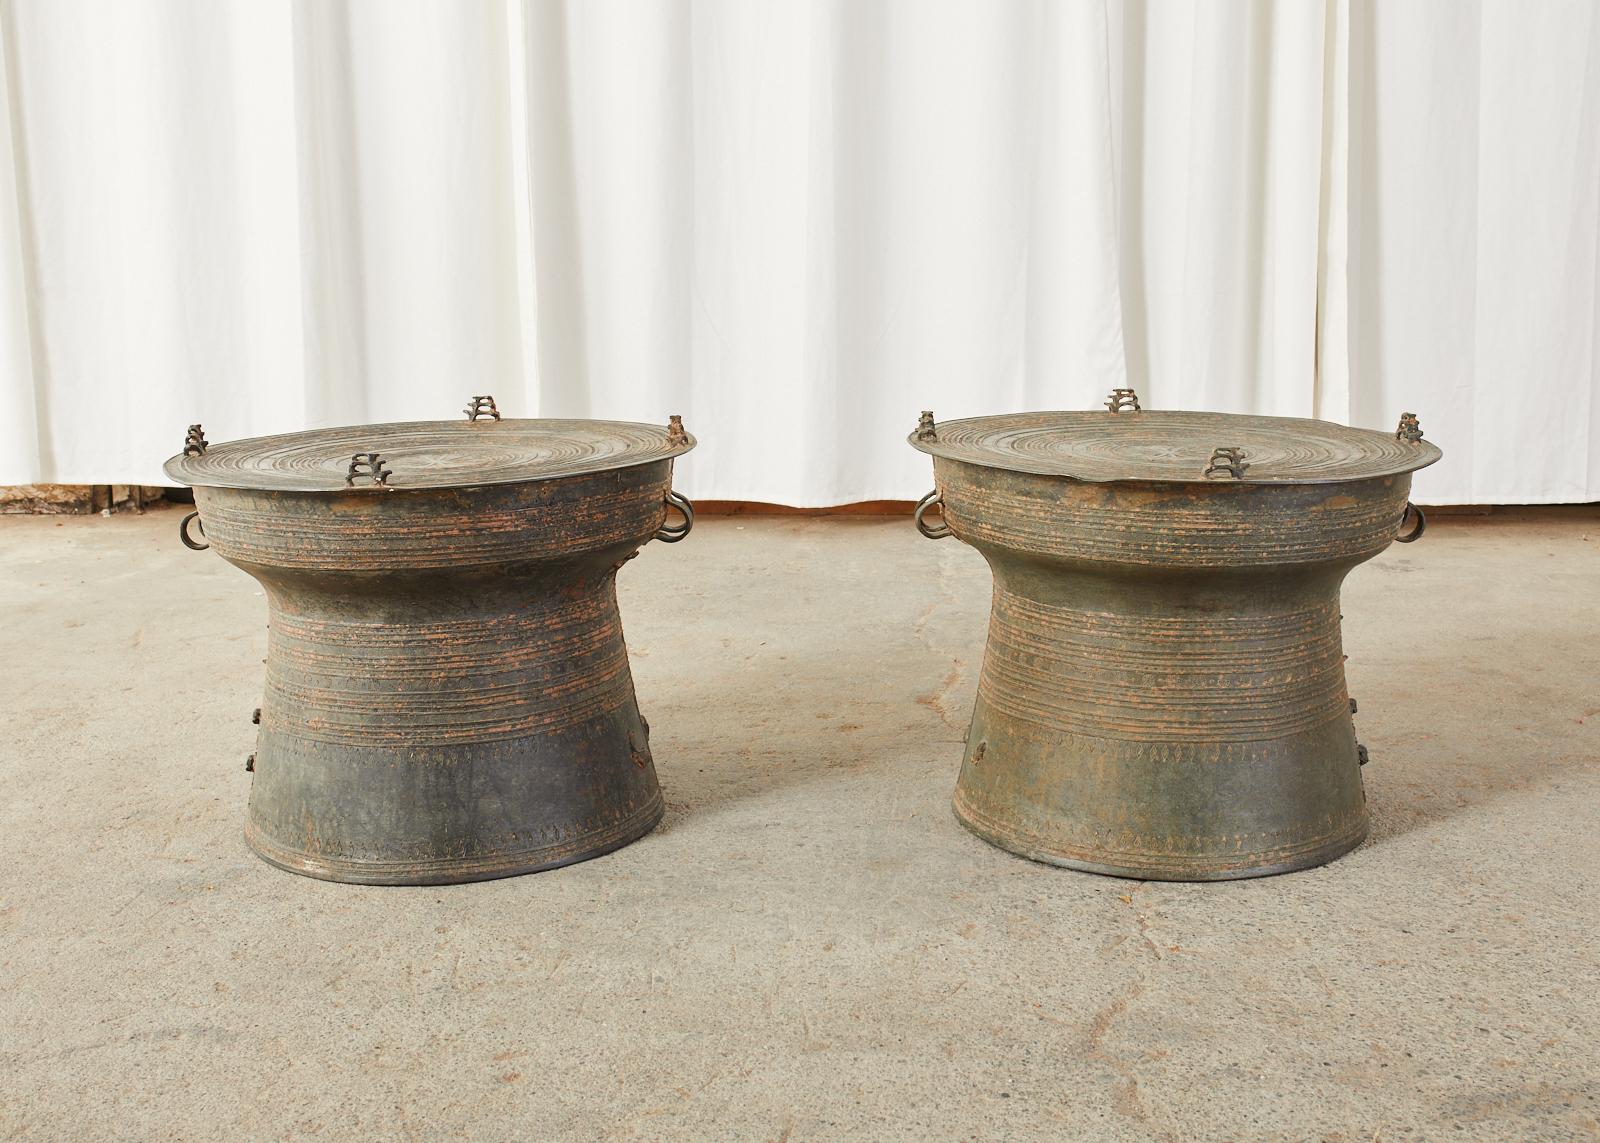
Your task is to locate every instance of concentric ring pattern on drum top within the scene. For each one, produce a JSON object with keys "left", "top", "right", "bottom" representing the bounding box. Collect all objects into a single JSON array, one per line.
[
  {"left": 165, "top": 419, "right": 696, "bottom": 492},
  {"left": 910, "top": 410, "right": 1441, "bottom": 484}
]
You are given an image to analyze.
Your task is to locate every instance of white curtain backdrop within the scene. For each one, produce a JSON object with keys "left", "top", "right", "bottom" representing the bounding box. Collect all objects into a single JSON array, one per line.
[{"left": 1, "top": 0, "right": 1596, "bottom": 504}]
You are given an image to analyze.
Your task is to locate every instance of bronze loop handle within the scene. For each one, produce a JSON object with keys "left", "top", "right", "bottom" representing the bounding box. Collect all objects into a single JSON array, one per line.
[
  {"left": 915, "top": 490, "right": 952, "bottom": 539},
  {"left": 179, "top": 511, "right": 209, "bottom": 551},
  {"left": 1396, "top": 501, "right": 1426, "bottom": 543},
  {"left": 655, "top": 489, "right": 694, "bottom": 543}
]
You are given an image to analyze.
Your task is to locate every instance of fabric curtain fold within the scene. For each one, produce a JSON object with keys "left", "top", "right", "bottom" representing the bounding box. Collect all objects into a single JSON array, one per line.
[{"left": 0, "top": 0, "right": 1594, "bottom": 504}]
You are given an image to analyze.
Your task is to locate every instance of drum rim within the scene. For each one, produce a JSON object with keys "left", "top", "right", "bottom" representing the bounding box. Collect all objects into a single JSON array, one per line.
[
  {"left": 166, "top": 417, "right": 695, "bottom": 493},
  {"left": 910, "top": 408, "right": 1441, "bottom": 486}
]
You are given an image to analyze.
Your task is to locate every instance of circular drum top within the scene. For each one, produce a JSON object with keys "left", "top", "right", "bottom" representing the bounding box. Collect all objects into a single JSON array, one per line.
[
  {"left": 165, "top": 418, "right": 695, "bottom": 492},
  {"left": 909, "top": 410, "right": 1441, "bottom": 485}
]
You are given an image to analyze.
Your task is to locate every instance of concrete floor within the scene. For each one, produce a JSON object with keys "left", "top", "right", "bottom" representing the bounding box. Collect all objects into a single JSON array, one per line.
[{"left": 1, "top": 506, "right": 1597, "bottom": 1141}]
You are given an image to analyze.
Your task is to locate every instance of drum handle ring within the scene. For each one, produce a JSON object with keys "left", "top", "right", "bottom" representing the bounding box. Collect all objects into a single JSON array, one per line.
[
  {"left": 655, "top": 489, "right": 694, "bottom": 543},
  {"left": 179, "top": 511, "right": 209, "bottom": 551},
  {"left": 1396, "top": 501, "right": 1426, "bottom": 543},
  {"left": 915, "top": 491, "right": 952, "bottom": 540}
]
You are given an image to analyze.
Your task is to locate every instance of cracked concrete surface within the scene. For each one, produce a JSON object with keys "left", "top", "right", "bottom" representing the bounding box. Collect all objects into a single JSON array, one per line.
[{"left": 2, "top": 507, "right": 1598, "bottom": 1140}]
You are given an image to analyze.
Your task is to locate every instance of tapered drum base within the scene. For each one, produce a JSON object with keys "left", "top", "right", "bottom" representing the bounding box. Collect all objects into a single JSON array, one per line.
[
  {"left": 240, "top": 572, "right": 667, "bottom": 886},
  {"left": 948, "top": 571, "right": 1372, "bottom": 881}
]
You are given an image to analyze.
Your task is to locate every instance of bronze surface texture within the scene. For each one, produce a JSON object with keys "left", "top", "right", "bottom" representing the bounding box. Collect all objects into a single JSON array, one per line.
[
  {"left": 165, "top": 412, "right": 695, "bottom": 884},
  {"left": 912, "top": 402, "right": 1442, "bottom": 880}
]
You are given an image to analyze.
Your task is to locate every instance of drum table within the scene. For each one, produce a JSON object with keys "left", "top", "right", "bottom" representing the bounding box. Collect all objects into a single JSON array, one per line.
[
  {"left": 166, "top": 399, "right": 695, "bottom": 884},
  {"left": 910, "top": 393, "right": 1440, "bottom": 880}
]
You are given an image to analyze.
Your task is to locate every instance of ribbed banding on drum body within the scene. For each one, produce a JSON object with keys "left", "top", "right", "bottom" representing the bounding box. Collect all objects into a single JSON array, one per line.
[
  {"left": 181, "top": 458, "right": 679, "bottom": 882},
  {"left": 978, "top": 586, "right": 1349, "bottom": 743},
  {"left": 263, "top": 582, "right": 632, "bottom": 747},
  {"left": 193, "top": 466, "right": 670, "bottom": 571},
  {"left": 937, "top": 467, "right": 1410, "bottom": 568},
  {"left": 920, "top": 418, "right": 1418, "bottom": 878}
]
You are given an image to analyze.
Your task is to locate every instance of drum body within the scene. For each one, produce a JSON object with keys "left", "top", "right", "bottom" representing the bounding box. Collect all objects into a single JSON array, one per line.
[
  {"left": 169, "top": 412, "right": 694, "bottom": 884},
  {"left": 912, "top": 404, "right": 1439, "bottom": 880}
]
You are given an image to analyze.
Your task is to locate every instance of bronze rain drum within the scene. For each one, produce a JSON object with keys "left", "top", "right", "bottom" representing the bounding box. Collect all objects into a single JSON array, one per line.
[
  {"left": 910, "top": 395, "right": 1440, "bottom": 880},
  {"left": 166, "top": 401, "right": 695, "bottom": 884}
]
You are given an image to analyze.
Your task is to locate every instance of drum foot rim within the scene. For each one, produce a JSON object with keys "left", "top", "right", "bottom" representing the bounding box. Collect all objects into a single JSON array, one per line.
[
  {"left": 951, "top": 792, "right": 1368, "bottom": 881},
  {"left": 243, "top": 790, "right": 666, "bottom": 886}
]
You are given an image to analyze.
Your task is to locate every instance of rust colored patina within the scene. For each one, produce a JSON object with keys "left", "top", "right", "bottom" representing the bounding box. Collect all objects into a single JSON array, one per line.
[
  {"left": 911, "top": 397, "right": 1441, "bottom": 881},
  {"left": 166, "top": 406, "right": 695, "bottom": 885}
]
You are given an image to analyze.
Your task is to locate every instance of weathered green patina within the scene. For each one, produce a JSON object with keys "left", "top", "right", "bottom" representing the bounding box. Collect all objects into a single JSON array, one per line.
[
  {"left": 912, "top": 398, "right": 1440, "bottom": 880},
  {"left": 167, "top": 406, "right": 695, "bottom": 884}
]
